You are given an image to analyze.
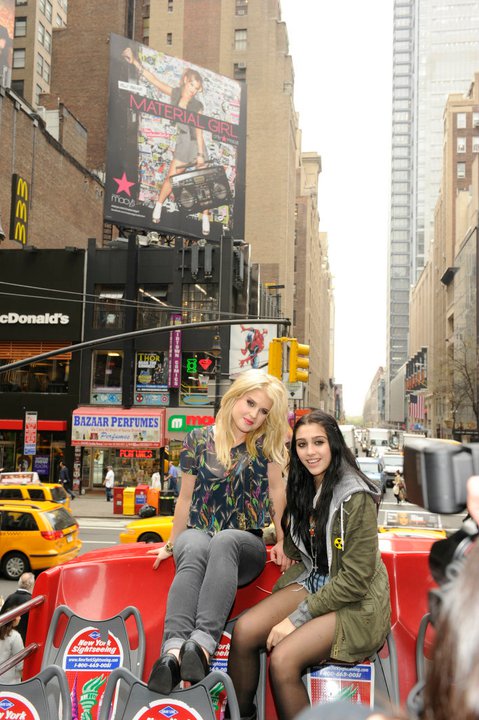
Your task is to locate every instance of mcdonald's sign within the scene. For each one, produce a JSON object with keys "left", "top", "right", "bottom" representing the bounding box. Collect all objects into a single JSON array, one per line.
[{"left": 9, "top": 174, "right": 29, "bottom": 245}]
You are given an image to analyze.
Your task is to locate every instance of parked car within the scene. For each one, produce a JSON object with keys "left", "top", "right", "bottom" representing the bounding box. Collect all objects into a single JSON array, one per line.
[
  {"left": 382, "top": 453, "right": 405, "bottom": 487},
  {"left": 0, "top": 500, "right": 81, "bottom": 580},
  {"left": 0, "top": 472, "right": 70, "bottom": 509},
  {"left": 357, "top": 457, "right": 387, "bottom": 494},
  {"left": 119, "top": 515, "right": 174, "bottom": 544}
]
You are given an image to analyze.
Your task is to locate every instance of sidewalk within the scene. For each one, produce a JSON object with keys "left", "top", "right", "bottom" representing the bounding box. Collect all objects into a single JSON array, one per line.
[{"left": 70, "top": 490, "right": 129, "bottom": 520}]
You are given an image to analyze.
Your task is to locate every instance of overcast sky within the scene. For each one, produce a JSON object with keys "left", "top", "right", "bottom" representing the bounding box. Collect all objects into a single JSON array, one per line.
[{"left": 280, "top": 1, "right": 394, "bottom": 416}]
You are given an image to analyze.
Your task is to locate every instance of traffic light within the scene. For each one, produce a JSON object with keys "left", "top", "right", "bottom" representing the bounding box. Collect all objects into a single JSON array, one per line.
[
  {"left": 267, "top": 338, "right": 283, "bottom": 379},
  {"left": 289, "top": 339, "right": 310, "bottom": 383}
]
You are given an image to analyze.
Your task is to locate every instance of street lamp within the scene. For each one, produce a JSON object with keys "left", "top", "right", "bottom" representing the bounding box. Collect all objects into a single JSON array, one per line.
[{"left": 211, "top": 332, "right": 222, "bottom": 416}]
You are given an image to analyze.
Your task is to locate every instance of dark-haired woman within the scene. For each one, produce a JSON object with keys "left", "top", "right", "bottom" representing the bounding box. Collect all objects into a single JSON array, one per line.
[{"left": 228, "top": 410, "right": 391, "bottom": 720}]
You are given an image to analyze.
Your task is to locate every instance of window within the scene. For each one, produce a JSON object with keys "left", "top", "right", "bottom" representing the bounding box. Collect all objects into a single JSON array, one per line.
[
  {"left": 13, "top": 49, "right": 26, "bottom": 68},
  {"left": 14, "top": 17, "right": 27, "bottom": 37},
  {"left": 457, "top": 162, "right": 466, "bottom": 179},
  {"left": 473, "top": 136, "right": 479, "bottom": 153},
  {"left": 234, "top": 63, "right": 246, "bottom": 80},
  {"left": 39, "top": 0, "right": 45, "bottom": 12},
  {"left": 11, "top": 79, "right": 24, "bottom": 96},
  {"left": 44, "top": 29, "right": 51, "bottom": 52},
  {"left": 234, "top": 29, "right": 247, "bottom": 51},
  {"left": 38, "top": 22, "right": 45, "bottom": 44},
  {"left": 166, "top": 32, "right": 172, "bottom": 45},
  {"left": 457, "top": 137, "right": 466, "bottom": 154},
  {"left": 235, "top": 0, "right": 248, "bottom": 15},
  {"left": 35, "top": 83, "right": 43, "bottom": 104},
  {"left": 55, "top": 14, "right": 63, "bottom": 27},
  {"left": 45, "top": 0, "right": 52, "bottom": 21},
  {"left": 36, "top": 52, "right": 44, "bottom": 76},
  {"left": 137, "top": 286, "right": 169, "bottom": 330},
  {"left": 168, "top": 0, "right": 173, "bottom": 11},
  {"left": 473, "top": 112, "right": 479, "bottom": 128},
  {"left": 15, "top": 0, "right": 28, "bottom": 5},
  {"left": 0, "top": 356, "right": 70, "bottom": 394},
  {"left": 43, "top": 59, "right": 50, "bottom": 82},
  {"left": 93, "top": 286, "right": 125, "bottom": 329},
  {"left": 92, "top": 351, "right": 123, "bottom": 392},
  {"left": 456, "top": 113, "right": 466, "bottom": 129},
  {"left": 182, "top": 284, "right": 218, "bottom": 323}
]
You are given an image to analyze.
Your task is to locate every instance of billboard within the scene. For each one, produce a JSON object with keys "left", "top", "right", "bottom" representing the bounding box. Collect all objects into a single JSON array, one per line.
[
  {"left": 104, "top": 34, "right": 246, "bottom": 242},
  {"left": 229, "top": 324, "right": 279, "bottom": 377},
  {"left": 0, "top": 0, "right": 14, "bottom": 88}
]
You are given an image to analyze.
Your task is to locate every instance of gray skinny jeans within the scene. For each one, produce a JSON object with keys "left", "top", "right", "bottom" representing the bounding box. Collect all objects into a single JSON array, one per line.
[{"left": 162, "top": 528, "right": 267, "bottom": 656}]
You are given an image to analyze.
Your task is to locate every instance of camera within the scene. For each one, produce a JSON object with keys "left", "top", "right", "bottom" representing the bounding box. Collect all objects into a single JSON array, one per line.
[
  {"left": 404, "top": 438, "right": 479, "bottom": 590},
  {"left": 403, "top": 438, "right": 479, "bottom": 514}
]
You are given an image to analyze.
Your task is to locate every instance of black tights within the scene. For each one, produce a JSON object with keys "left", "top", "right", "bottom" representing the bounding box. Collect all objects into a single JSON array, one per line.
[{"left": 228, "top": 584, "right": 337, "bottom": 720}]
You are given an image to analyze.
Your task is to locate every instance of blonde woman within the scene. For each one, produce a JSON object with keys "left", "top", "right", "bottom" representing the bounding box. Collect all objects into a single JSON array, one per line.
[{"left": 147, "top": 369, "right": 290, "bottom": 694}]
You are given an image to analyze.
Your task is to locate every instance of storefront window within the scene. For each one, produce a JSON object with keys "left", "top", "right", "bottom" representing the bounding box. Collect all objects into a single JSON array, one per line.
[
  {"left": 91, "top": 351, "right": 123, "bottom": 404},
  {"left": 179, "top": 351, "right": 218, "bottom": 407},
  {"left": 0, "top": 358, "right": 70, "bottom": 393},
  {"left": 181, "top": 284, "right": 218, "bottom": 323}
]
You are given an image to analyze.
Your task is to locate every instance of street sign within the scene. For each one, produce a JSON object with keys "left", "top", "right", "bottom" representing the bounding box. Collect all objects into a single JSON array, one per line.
[
  {"left": 23, "top": 411, "right": 38, "bottom": 455},
  {"left": 283, "top": 376, "right": 304, "bottom": 400}
]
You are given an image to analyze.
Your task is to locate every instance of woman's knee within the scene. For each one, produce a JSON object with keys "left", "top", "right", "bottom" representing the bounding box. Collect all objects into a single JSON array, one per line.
[
  {"left": 231, "top": 612, "right": 260, "bottom": 652},
  {"left": 269, "top": 644, "right": 298, "bottom": 682},
  {"left": 174, "top": 530, "right": 209, "bottom": 564}
]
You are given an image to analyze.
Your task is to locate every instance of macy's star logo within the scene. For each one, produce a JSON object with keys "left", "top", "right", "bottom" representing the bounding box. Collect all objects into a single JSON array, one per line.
[{"left": 113, "top": 172, "right": 135, "bottom": 196}]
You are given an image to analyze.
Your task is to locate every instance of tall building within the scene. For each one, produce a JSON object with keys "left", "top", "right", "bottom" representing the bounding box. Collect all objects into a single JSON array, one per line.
[
  {"left": 386, "top": 0, "right": 479, "bottom": 414},
  {"left": 10, "top": 0, "right": 67, "bottom": 106}
]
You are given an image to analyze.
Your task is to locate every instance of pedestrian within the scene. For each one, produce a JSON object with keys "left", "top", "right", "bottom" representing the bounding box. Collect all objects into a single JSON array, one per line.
[
  {"left": 104, "top": 465, "right": 115, "bottom": 502},
  {"left": 0, "top": 612, "right": 24, "bottom": 684},
  {"left": 227, "top": 409, "right": 391, "bottom": 720},
  {"left": 0, "top": 573, "right": 35, "bottom": 644},
  {"left": 151, "top": 466, "right": 162, "bottom": 490},
  {"left": 393, "top": 471, "right": 406, "bottom": 504},
  {"left": 58, "top": 460, "right": 75, "bottom": 500},
  {"left": 166, "top": 461, "right": 180, "bottom": 495},
  {"left": 146, "top": 369, "right": 290, "bottom": 695}
]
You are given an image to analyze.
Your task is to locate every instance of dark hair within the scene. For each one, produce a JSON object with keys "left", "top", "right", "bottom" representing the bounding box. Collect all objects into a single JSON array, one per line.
[
  {"left": 282, "top": 410, "right": 371, "bottom": 561},
  {"left": 0, "top": 619, "right": 15, "bottom": 641},
  {"left": 424, "top": 540, "right": 479, "bottom": 720}
]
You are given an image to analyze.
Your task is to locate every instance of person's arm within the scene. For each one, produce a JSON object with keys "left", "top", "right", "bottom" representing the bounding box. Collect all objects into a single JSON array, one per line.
[
  {"left": 267, "top": 462, "right": 292, "bottom": 572},
  {"left": 122, "top": 47, "right": 173, "bottom": 96},
  {"left": 195, "top": 127, "right": 207, "bottom": 167},
  {"left": 147, "top": 471, "right": 196, "bottom": 569}
]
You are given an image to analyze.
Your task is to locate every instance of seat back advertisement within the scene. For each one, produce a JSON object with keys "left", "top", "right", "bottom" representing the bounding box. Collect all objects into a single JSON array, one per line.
[{"left": 104, "top": 34, "right": 246, "bottom": 242}]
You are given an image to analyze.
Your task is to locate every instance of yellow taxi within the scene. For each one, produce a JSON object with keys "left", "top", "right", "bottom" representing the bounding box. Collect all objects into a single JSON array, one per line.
[
  {"left": 0, "top": 500, "right": 82, "bottom": 580},
  {"left": 0, "top": 471, "right": 71, "bottom": 510},
  {"left": 119, "top": 515, "right": 174, "bottom": 544}
]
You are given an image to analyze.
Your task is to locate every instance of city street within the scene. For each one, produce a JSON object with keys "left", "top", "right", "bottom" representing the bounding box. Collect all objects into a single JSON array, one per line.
[{"left": 1, "top": 493, "right": 468, "bottom": 600}]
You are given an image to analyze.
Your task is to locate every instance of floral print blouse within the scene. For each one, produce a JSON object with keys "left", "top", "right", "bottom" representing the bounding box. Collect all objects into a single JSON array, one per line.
[{"left": 180, "top": 426, "right": 271, "bottom": 533}]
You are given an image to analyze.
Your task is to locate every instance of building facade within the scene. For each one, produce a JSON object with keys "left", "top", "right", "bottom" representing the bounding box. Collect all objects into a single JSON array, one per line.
[
  {"left": 408, "top": 74, "right": 479, "bottom": 439},
  {"left": 386, "top": 0, "right": 479, "bottom": 415}
]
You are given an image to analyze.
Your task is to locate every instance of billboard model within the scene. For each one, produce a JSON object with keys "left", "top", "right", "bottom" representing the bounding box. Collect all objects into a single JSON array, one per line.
[
  {"left": 0, "top": 0, "right": 14, "bottom": 88},
  {"left": 105, "top": 34, "right": 246, "bottom": 242}
]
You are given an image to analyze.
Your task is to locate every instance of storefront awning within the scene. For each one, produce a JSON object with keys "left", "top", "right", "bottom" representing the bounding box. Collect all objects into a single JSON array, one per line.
[{"left": 71, "top": 407, "right": 166, "bottom": 448}]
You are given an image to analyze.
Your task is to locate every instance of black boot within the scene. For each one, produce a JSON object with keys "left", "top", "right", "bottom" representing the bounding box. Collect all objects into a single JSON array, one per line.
[{"left": 148, "top": 653, "right": 181, "bottom": 694}]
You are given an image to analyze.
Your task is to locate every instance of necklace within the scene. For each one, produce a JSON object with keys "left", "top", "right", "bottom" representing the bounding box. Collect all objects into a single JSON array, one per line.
[{"left": 309, "top": 516, "right": 318, "bottom": 570}]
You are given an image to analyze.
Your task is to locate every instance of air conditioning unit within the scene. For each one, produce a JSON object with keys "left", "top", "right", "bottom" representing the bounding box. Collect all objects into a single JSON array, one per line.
[{"left": 236, "top": 62, "right": 246, "bottom": 69}]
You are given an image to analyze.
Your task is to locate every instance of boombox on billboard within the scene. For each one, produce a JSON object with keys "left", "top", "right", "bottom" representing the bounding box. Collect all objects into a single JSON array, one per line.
[{"left": 171, "top": 163, "right": 233, "bottom": 214}]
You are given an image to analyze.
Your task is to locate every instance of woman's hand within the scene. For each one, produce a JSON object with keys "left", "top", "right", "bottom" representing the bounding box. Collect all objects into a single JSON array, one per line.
[
  {"left": 270, "top": 539, "right": 296, "bottom": 572},
  {"left": 122, "top": 47, "right": 134, "bottom": 64},
  {"left": 146, "top": 545, "right": 173, "bottom": 570},
  {"left": 266, "top": 617, "right": 295, "bottom": 651}
]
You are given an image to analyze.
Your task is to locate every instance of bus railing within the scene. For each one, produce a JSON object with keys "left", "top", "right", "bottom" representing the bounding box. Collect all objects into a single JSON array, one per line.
[{"left": 0, "top": 595, "right": 45, "bottom": 678}]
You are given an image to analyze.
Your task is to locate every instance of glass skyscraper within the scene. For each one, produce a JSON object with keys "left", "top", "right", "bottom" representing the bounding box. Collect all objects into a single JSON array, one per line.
[{"left": 386, "top": 0, "right": 479, "bottom": 414}]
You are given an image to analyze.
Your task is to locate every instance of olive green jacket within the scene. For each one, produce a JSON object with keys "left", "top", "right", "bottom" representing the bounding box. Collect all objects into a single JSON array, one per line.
[{"left": 274, "top": 477, "right": 391, "bottom": 663}]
